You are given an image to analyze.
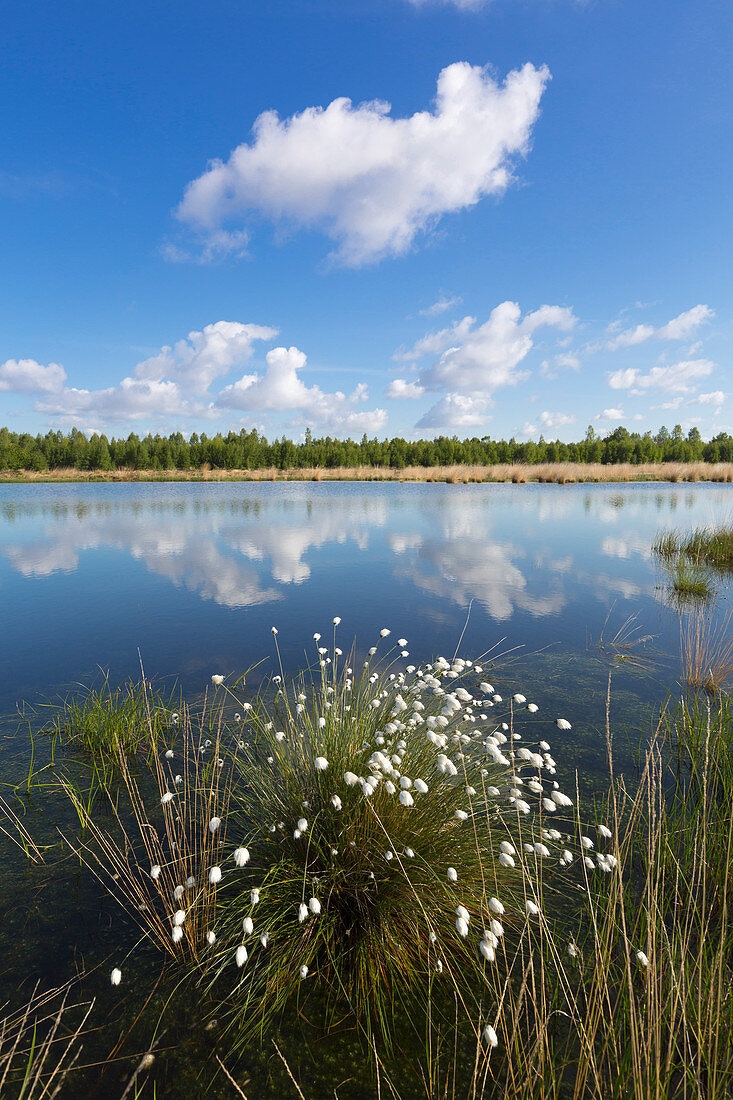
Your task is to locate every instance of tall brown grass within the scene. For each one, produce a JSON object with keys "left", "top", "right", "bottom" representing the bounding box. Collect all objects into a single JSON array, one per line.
[
  {"left": 0, "top": 983, "right": 94, "bottom": 1097},
  {"left": 62, "top": 691, "right": 237, "bottom": 961},
  {"left": 3, "top": 462, "right": 732, "bottom": 485},
  {"left": 681, "top": 606, "right": 733, "bottom": 693}
]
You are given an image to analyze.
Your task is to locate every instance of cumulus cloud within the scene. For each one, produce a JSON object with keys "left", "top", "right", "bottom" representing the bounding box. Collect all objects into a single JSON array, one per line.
[
  {"left": 607, "top": 359, "right": 715, "bottom": 394},
  {"left": 0, "top": 358, "right": 67, "bottom": 394},
  {"left": 537, "top": 410, "right": 576, "bottom": 431},
  {"left": 607, "top": 304, "right": 713, "bottom": 350},
  {"left": 415, "top": 394, "right": 490, "bottom": 429},
  {"left": 419, "top": 303, "right": 575, "bottom": 396},
  {"left": 28, "top": 322, "right": 386, "bottom": 435},
  {"left": 696, "top": 391, "right": 726, "bottom": 406},
  {"left": 134, "top": 321, "right": 278, "bottom": 395},
  {"left": 400, "top": 300, "right": 575, "bottom": 429},
  {"left": 37, "top": 377, "right": 193, "bottom": 423},
  {"left": 595, "top": 408, "right": 626, "bottom": 421},
  {"left": 386, "top": 378, "right": 426, "bottom": 399},
  {"left": 175, "top": 61, "right": 551, "bottom": 266},
  {"left": 217, "top": 346, "right": 387, "bottom": 434}
]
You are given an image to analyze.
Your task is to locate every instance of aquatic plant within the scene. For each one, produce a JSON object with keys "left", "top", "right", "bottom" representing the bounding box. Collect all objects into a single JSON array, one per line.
[
  {"left": 58, "top": 627, "right": 604, "bottom": 1057},
  {"left": 42, "top": 674, "right": 177, "bottom": 761},
  {"left": 653, "top": 522, "right": 733, "bottom": 570},
  {"left": 681, "top": 605, "right": 733, "bottom": 694},
  {"left": 0, "top": 983, "right": 94, "bottom": 1098}
]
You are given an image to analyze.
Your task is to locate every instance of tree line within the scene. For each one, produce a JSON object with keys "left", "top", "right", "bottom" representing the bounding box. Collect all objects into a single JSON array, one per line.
[{"left": 1, "top": 424, "right": 731, "bottom": 472}]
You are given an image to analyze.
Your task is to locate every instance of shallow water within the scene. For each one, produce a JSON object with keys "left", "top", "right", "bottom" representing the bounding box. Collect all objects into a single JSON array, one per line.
[{"left": 0, "top": 480, "right": 730, "bottom": 1095}]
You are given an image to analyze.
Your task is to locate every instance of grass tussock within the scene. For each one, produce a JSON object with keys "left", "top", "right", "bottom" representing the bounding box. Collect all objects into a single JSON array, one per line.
[
  {"left": 654, "top": 522, "right": 733, "bottom": 570},
  {"left": 40, "top": 675, "right": 178, "bottom": 760},
  {"left": 681, "top": 605, "right": 733, "bottom": 694},
  {"left": 59, "top": 631, "right": 600, "bottom": 1059},
  {"left": 24, "top": 634, "right": 733, "bottom": 1097},
  {"left": 3, "top": 462, "right": 733, "bottom": 485}
]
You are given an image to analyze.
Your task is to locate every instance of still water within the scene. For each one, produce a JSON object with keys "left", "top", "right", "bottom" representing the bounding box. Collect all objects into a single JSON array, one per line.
[
  {"left": 2, "top": 480, "right": 730, "bottom": 709},
  {"left": 0, "top": 480, "right": 730, "bottom": 1096}
]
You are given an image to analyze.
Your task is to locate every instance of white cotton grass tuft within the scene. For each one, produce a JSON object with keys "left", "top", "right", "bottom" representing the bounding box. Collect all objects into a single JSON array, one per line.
[
  {"left": 131, "top": 629, "right": 587, "bottom": 1043},
  {"left": 150, "top": 865, "right": 161, "bottom": 881},
  {"left": 211, "top": 674, "right": 225, "bottom": 686},
  {"left": 110, "top": 968, "right": 122, "bottom": 986},
  {"left": 160, "top": 792, "right": 174, "bottom": 805},
  {"left": 636, "top": 950, "right": 650, "bottom": 968},
  {"left": 299, "top": 964, "right": 309, "bottom": 979},
  {"left": 555, "top": 718, "right": 572, "bottom": 730},
  {"left": 483, "top": 1024, "right": 499, "bottom": 1049}
]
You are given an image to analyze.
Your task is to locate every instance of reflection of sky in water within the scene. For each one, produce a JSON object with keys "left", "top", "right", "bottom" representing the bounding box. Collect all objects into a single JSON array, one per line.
[{"left": 1, "top": 482, "right": 731, "bottom": 706}]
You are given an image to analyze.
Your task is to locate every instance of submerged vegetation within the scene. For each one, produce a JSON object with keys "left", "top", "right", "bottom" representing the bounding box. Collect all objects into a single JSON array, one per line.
[{"left": 3, "top": 621, "right": 732, "bottom": 1096}]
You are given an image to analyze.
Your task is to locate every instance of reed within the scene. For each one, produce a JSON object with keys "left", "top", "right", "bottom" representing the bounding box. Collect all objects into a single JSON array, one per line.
[
  {"left": 4, "top": 462, "right": 733, "bottom": 485},
  {"left": 0, "top": 984, "right": 94, "bottom": 1098},
  {"left": 681, "top": 605, "right": 733, "bottom": 694}
]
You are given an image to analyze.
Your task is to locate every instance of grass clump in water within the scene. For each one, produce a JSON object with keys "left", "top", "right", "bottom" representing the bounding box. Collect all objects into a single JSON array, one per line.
[
  {"left": 653, "top": 522, "right": 733, "bottom": 570},
  {"left": 59, "top": 628, "right": 597, "bottom": 1061},
  {"left": 43, "top": 674, "right": 178, "bottom": 760}
]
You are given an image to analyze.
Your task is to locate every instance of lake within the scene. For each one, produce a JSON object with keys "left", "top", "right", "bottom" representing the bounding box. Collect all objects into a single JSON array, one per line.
[{"left": 0, "top": 480, "right": 731, "bottom": 1096}]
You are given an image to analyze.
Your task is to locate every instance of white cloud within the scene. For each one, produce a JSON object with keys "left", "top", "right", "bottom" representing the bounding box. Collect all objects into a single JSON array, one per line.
[
  {"left": 607, "top": 324, "right": 655, "bottom": 350},
  {"left": 607, "top": 304, "right": 713, "bottom": 350},
  {"left": 37, "top": 377, "right": 192, "bottom": 423},
  {"left": 398, "top": 299, "right": 575, "bottom": 431},
  {"left": 394, "top": 315, "right": 475, "bottom": 362},
  {"left": 537, "top": 410, "right": 576, "bottom": 431},
  {"left": 28, "top": 322, "right": 386, "bottom": 436},
  {"left": 418, "top": 302, "right": 575, "bottom": 395},
  {"left": 595, "top": 408, "right": 626, "bottom": 421},
  {"left": 607, "top": 359, "right": 715, "bottom": 394},
  {"left": 134, "top": 321, "right": 277, "bottom": 395},
  {"left": 657, "top": 304, "right": 714, "bottom": 341},
  {"left": 415, "top": 394, "right": 490, "bottom": 430},
  {"left": 520, "top": 422, "right": 537, "bottom": 436},
  {"left": 176, "top": 61, "right": 551, "bottom": 266},
  {"left": 160, "top": 228, "right": 250, "bottom": 265},
  {"left": 217, "top": 345, "right": 387, "bottom": 434},
  {"left": 696, "top": 390, "right": 726, "bottom": 406},
  {"left": 419, "top": 295, "right": 462, "bottom": 317},
  {"left": 607, "top": 367, "right": 639, "bottom": 390},
  {"left": 0, "top": 358, "right": 67, "bottom": 394},
  {"left": 386, "top": 378, "right": 426, "bottom": 399},
  {"left": 540, "top": 351, "right": 580, "bottom": 378}
]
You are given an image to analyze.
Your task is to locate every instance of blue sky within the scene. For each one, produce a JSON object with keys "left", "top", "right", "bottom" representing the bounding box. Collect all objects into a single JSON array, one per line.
[{"left": 0, "top": 0, "right": 730, "bottom": 441}]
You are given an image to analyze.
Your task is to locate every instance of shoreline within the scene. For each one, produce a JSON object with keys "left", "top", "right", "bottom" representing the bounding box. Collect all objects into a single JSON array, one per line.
[{"left": 1, "top": 461, "right": 732, "bottom": 485}]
